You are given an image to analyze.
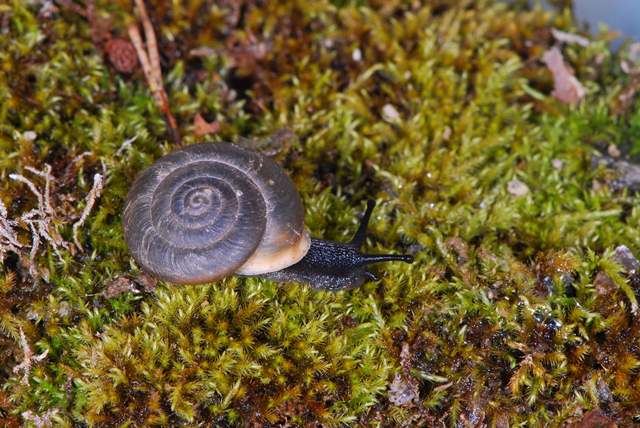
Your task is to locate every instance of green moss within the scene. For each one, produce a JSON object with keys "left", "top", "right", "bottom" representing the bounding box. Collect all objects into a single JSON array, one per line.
[{"left": 1, "top": 0, "right": 639, "bottom": 426}]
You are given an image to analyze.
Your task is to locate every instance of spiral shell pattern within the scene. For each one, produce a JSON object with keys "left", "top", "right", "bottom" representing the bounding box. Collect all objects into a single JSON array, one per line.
[{"left": 123, "top": 143, "right": 309, "bottom": 284}]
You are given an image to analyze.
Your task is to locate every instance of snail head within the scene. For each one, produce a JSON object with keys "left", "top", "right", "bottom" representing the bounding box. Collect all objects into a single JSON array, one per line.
[{"left": 256, "top": 200, "right": 414, "bottom": 291}]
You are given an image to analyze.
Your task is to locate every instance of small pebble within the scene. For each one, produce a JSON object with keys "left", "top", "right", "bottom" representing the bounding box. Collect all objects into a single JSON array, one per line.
[
  {"left": 442, "top": 126, "right": 452, "bottom": 140},
  {"left": 23, "top": 131, "right": 37, "bottom": 141},
  {"left": 352, "top": 48, "right": 362, "bottom": 62},
  {"left": 382, "top": 104, "right": 401, "bottom": 123},
  {"left": 507, "top": 178, "right": 529, "bottom": 196},
  {"left": 607, "top": 144, "right": 621, "bottom": 158},
  {"left": 614, "top": 245, "right": 640, "bottom": 274}
]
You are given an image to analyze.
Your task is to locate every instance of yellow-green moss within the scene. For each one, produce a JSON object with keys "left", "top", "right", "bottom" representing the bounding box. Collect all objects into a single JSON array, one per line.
[{"left": 1, "top": 0, "right": 639, "bottom": 426}]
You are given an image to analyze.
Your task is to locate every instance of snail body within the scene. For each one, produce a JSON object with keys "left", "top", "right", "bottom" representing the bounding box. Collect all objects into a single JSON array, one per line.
[{"left": 123, "top": 142, "right": 412, "bottom": 291}]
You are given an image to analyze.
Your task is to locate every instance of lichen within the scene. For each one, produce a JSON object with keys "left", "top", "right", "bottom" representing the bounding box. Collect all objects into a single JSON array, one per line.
[{"left": 1, "top": 0, "right": 639, "bottom": 426}]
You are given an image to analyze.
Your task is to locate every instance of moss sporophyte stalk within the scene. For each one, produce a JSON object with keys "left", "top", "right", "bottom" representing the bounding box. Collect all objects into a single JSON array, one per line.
[{"left": 1, "top": 0, "right": 640, "bottom": 426}]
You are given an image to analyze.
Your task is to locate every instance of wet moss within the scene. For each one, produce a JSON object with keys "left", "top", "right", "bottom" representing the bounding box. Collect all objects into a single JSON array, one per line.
[{"left": 1, "top": 0, "right": 639, "bottom": 426}]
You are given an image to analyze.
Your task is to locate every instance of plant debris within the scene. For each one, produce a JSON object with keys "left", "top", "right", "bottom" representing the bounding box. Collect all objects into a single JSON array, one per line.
[
  {"left": 1, "top": 0, "right": 640, "bottom": 426},
  {"left": 12, "top": 328, "right": 48, "bottom": 386},
  {"left": 542, "top": 46, "right": 586, "bottom": 105},
  {"left": 104, "top": 38, "right": 138, "bottom": 74}
]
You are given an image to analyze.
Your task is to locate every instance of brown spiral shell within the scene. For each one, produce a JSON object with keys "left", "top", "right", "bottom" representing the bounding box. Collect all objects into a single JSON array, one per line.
[{"left": 123, "top": 143, "right": 310, "bottom": 284}]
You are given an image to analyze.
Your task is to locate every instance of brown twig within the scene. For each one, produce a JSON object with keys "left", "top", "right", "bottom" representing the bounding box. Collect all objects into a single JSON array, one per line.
[{"left": 128, "top": 0, "right": 181, "bottom": 145}]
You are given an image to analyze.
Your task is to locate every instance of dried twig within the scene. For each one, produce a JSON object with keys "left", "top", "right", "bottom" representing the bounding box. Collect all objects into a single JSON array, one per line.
[
  {"left": 134, "top": 0, "right": 161, "bottom": 85},
  {"left": 542, "top": 47, "right": 586, "bottom": 105},
  {"left": 128, "top": 0, "right": 181, "bottom": 145},
  {"left": 72, "top": 173, "right": 104, "bottom": 251}
]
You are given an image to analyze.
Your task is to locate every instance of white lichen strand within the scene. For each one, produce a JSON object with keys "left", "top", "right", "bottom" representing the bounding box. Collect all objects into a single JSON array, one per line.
[
  {"left": 24, "top": 164, "right": 54, "bottom": 215},
  {"left": 73, "top": 173, "right": 104, "bottom": 251},
  {"left": 115, "top": 136, "right": 138, "bottom": 157},
  {"left": 13, "top": 327, "right": 48, "bottom": 385},
  {"left": 3, "top": 164, "right": 104, "bottom": 278},
  {"left": 9, "top": 172, "right": 45, "bottom": 211}
]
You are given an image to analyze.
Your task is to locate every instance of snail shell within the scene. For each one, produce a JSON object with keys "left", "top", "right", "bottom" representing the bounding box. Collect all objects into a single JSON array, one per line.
[{"left": 123, "top": 143, "right": 310, "bottom": 284}]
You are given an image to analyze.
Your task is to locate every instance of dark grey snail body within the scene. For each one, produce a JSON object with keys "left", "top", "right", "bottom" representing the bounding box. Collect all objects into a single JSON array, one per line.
[
  {"left": 123, "top": 142, "right": 412, "bottom": 291},
  {"left": 257, "top": 201, "right": 413, "bottom": 291}
]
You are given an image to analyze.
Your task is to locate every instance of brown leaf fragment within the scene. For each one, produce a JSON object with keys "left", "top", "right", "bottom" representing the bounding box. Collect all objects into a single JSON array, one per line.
[
  {"left": 134, "top": 272, "right": 157, "bottom": 292},
  {"left": 542, "top": 47, "right": 586, "bottom": 105},
  {"left": 569, "top": 409, "right": 617, "bottom": 428},
  {"left": 193, "top": 114, "right": 221, "bottom": 137},
  {"left": 102, "top": 276, "right": 135, "bottom": 299}
]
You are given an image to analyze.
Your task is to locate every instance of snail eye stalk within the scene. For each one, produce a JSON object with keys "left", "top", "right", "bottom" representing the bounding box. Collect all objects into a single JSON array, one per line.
[{"left": 350, "top": 200, "right": 414, "bottom": 264}]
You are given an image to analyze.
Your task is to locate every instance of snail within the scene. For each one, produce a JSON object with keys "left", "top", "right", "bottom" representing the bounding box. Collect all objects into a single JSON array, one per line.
[{"left": 123, "top": 142, "right": 413, "bottom": 291}]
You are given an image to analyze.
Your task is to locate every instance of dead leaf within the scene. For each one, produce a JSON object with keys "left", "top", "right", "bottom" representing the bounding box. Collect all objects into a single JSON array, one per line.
[
  {"left": 569, "top": 409, "right": 617, "bottom": 428},
  {"left": 103, "top": 277, "right": 135, "bottom": 298},
  {"left": 508, "top": 178, "right": 529, "bottom": 196},
  {"left": 542, "top": 47, "right": 586, "bottom": 105},
  {"left": 134, "top": 272, "right": 157, "bottom": 292},
  {"left": 193, "top": 114, "right": 221, "bottom": 137}
]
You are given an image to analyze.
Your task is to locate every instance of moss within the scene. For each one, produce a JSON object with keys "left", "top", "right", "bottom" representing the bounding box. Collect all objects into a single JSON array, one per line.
[{"left": 1, "top": 0, "right": 639, "bottom": 426}]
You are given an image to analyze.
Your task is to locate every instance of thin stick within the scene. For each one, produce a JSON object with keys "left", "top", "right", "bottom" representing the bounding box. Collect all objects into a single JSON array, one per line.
[
  {"left": 128, "top": 24, "right": 157, "bottom": 94},
  {"left": 129, "top": 0, "right": 181, "bottom": 145},
  {"left": 134, "top": 0, "right": 162, "bottom": 87}
]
